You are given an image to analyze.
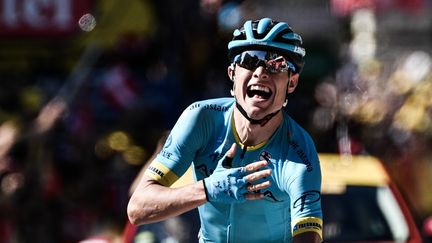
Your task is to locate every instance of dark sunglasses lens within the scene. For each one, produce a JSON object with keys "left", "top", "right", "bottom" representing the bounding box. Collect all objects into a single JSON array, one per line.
[
  {"left": 238, "top": 53, "right": 262, "bottom": 70},
  {"left": 267, "top": 57, "right": 288, "bottom": 73},
  {"left": 237, "top": 51, "right": 289, "bottom": 73}
]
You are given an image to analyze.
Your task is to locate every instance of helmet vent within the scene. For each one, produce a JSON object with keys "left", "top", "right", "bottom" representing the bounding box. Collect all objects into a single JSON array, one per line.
[{"left": 233, "top": 29, "right": 242, "bottom": 37}]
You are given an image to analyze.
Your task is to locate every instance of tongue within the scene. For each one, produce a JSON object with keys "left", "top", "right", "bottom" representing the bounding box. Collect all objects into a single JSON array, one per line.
[{"left": 247, "top": 90, "right": 270, "bottom": 99}]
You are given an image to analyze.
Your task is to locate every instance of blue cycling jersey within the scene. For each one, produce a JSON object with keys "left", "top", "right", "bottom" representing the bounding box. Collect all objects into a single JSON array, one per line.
[{"left": 145, "top": 97, "right": 323, "bottom": 242}]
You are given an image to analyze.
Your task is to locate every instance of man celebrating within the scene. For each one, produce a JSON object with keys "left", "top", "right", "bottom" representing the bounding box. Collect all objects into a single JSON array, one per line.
[{"left": 128, "top": 17, "right": 323, "bottom": 242}]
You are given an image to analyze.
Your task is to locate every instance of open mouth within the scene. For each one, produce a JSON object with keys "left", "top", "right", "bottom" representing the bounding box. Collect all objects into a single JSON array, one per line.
[{"left": 247, "top": 85, "right": 272, "bottom": 99}]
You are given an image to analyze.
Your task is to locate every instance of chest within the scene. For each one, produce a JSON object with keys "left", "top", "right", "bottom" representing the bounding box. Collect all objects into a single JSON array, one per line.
[{"left": 194, "top": 138, "right": 294, "bottom": 202}]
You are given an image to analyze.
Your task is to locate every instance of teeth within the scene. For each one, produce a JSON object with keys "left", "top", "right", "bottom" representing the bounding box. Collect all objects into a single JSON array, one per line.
[{"left": 249, "top": 85, "right": 270, "bottom": 93}]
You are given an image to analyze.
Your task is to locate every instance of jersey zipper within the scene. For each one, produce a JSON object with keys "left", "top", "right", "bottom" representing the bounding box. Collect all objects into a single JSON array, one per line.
[{"left": 228, "top": 145, "right": 248, "bottom": 242}]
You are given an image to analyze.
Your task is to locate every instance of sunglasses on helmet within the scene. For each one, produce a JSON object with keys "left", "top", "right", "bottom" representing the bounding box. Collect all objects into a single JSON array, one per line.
[{"left": 234, "top": 50, "right": 295, "bottom": 74}]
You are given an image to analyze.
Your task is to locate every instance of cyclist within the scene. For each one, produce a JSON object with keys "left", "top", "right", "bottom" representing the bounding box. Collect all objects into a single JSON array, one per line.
[{"left": 128, "top": 17, "right": 323, "bottom": 242}]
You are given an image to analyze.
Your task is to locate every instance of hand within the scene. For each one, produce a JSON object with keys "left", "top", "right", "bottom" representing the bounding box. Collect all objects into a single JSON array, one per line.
[{"left": 203, "top": 143, "right": 272, "bottom": 203}]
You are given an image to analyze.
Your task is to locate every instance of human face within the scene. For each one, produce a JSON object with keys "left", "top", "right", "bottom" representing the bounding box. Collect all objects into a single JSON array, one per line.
[{"left": 228, "top": 51, "right": 298, "bottom": 120}]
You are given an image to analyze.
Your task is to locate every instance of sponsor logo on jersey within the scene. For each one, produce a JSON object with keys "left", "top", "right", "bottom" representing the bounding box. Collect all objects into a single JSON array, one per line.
[
  {"left": 263, "top": 190, "right": 281, "bottom": 202},
  {"left": 296, "top": 149, "right": 313, "bottom": 172},
  {"left": 189, "top": 103, "right": 200, "bottom": 110},
  {"left": 148, "top": 166, "right": 165, "bottom": 177},
  {"left": 288, "top": 140, "right": 313, "bottom": 172},
  {"left": 292, "top": 217, "right": 323, "bottom": 239},
  {"left": 188, "top": 103, "right": 229, "bottom": 112},
  {"left": 160, "top": 149, "right": 173, "bottom": 159},
  {"left": 203, "top": 104, "right": 229, "bottom": 112},
  {"left": 259, "top": 150, "right": 272, "bottom": 162},
  {"left": 293, "top": 190, "right": 321, "bottom": 212},
  {"left": 292, "top": 221, "right": 322, "bottom": 231}
]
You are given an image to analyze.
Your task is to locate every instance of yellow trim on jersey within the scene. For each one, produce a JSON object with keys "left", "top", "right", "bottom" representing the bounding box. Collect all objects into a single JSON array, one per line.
[
  {"left": 231, "top": 114, "right": 268, "bottom": 151},
  {"left": 292, "top": 217, "right": 323, "bottom": 240},
  {"left": 171, "top": 166, "right": 194, "bottom": 188},
  {"left": 144, "top": 160, "right": 179, "bottom": 187}
]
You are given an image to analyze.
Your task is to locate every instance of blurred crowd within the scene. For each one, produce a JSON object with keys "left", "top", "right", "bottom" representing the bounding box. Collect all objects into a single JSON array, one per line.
[
  {"left": 0, "top": 0, "right": 431, "bottom": 242},
  {"left": 0, "top": 0, "right": 231, "bottom": 242},
  {"left": 310, "top": 8, "right": 432, "bottom": 227}
]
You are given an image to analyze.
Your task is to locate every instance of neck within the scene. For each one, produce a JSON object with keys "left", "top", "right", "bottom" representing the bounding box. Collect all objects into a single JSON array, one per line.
[
  {"left": 233, "top": 107, "right": 283, "bottom": 146},
  {"left": 235, "top": 102, "right": 280, "bottom": 126}
]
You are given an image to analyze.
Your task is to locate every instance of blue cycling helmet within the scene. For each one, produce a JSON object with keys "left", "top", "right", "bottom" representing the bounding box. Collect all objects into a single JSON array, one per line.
[{"left": 228, "top": 18, "right": 305, "bottom": 73}]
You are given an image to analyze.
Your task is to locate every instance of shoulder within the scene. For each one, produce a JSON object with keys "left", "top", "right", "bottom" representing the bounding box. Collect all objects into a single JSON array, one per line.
[
  {"left": 176, "top": 98, "right": 235, "bottom": 127},
  {"left": 282, "top": 112, "right": 319, "bottom": 167},
  {"left": 183, "top": 97, "right": 235, "bottom": 118},
  {"left": 186, "top": 97, "right": 234, "bottom": 112}
]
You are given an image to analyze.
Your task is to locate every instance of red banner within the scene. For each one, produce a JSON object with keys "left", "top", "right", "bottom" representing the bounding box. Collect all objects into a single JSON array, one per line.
[
  {"left": 0, "top": 0, "right": 94, "bottom": 36},
  {"left": 330, "top": 0, "right": 425, "bottom": 17}
]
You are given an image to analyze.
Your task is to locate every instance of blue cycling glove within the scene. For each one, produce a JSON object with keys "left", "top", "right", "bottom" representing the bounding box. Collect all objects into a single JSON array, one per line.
[{"left": 203, "top": 163, "right": 248, "bottom": 204}]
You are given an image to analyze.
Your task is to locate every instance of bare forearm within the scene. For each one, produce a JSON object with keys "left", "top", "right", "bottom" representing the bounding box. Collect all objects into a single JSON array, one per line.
[
  {"left": 127, "top": 177, "right": 207, "bottom": 225},
  {"left": 293, "top": 232, "right": 321, "bottom": 243}
]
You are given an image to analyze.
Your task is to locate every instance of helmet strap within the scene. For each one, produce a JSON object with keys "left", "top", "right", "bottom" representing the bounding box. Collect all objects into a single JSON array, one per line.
[
  {"left": 283, "top": 78, "right": 291, "bottom": 107},
  {"left": 235, "top": 102, "right": 280, "bottom": 127},
  {"left": 231, "top": 63, "right": 287, "bottom": 126}
]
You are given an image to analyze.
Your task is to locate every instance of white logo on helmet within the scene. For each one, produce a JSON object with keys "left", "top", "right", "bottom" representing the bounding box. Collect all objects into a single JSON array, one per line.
[
  {"left": 249, "top": 41, "right": 269, "bottom": 46},
  {"left": 294, "top": 46, "right": 306, "bottom": 56}
]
